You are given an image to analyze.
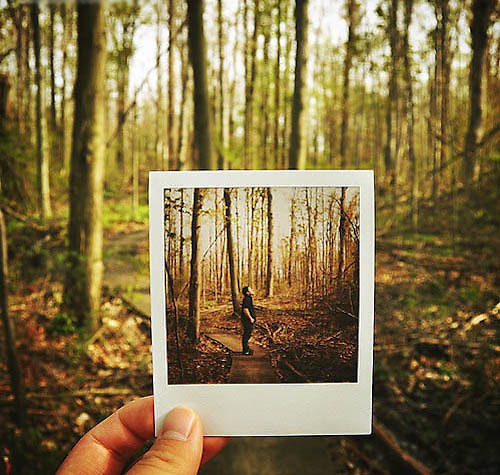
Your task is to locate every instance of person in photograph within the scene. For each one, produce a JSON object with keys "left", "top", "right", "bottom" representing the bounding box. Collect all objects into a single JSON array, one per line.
[{"left": 241, "top": 286, "right": 256, "bottom": 355}]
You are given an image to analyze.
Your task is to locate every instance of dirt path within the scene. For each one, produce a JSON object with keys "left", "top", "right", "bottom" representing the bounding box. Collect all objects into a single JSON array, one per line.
[
  {"left": 103, "top": 228, "right": 150, "bottom": 315},
  {"left": 208, "top": 332, "right": 278, "bottom": 384}
]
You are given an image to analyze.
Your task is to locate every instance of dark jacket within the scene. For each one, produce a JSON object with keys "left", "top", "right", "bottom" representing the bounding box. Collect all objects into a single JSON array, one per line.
[{"left": 241, "top": 294, "right": 256, "bottom": 322}]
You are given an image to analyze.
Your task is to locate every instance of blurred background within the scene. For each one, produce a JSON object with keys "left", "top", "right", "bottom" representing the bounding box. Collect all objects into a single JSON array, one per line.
[{"left": 0, "top": 0, "right": 498, "bottom": 473}]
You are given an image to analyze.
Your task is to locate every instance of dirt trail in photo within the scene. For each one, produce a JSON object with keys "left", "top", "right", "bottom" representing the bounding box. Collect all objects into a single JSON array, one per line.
[{"left": 207, "top": 332, "right": 278, "bottom": 384}]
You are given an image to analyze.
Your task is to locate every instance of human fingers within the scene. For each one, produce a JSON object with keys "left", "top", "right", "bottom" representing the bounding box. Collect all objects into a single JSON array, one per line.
[
  {"left": 57, "top": 396, "right": 155, "bottom": 475},
  {"left": 127, "top": 407, "right": 203, "bottom": 475}
]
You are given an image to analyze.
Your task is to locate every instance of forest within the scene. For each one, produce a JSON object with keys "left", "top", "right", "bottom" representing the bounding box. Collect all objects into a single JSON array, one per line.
[
  {"left": 164, "top": 186, "right": 360, "bottom": 384},
  {"left": 0, "top": 0, "right": 498, "bottom": 473}
]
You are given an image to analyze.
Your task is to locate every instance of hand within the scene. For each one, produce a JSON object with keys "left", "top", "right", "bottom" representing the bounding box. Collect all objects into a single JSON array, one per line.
[{"left": 57, "top": 396, "right": 230, "bottom": 474}]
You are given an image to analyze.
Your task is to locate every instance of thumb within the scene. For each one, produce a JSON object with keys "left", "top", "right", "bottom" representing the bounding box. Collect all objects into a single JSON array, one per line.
[{"left": 128, "top": 407, "right": 203, "bottom": 475}]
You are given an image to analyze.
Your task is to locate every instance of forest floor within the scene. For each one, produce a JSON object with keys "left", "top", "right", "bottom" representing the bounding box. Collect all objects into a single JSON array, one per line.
[{"left": 1, "top": 178, "right": 499, "bottom": 473}]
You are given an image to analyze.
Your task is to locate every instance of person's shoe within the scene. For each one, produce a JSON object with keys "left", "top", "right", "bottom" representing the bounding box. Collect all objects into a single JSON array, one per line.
[{"left": 242, "top": 350, "right": 252, "bottom": 355}]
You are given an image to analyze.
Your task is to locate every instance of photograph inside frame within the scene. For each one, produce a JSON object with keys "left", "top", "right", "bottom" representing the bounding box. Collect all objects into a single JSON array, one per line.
[{"left": 163, "top": 185, "right": 360, "bottom": 385}]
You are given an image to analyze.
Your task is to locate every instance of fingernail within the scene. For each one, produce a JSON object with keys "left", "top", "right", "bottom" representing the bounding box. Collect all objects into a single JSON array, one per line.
[{"left": 160, "top": 407, "right": 196, "bottom": 441}]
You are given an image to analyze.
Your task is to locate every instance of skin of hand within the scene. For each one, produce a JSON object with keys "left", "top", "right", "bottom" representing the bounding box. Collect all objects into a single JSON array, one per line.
[{"left": 57, "top": 396, "right": 230, "bottom": 475}]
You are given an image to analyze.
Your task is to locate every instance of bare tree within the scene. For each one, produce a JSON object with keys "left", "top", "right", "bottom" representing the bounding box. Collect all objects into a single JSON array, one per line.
[
  {"left": 0, "top": 209, "right": 26, "bottom": 426},
  {"left": 224, "top": 188, "right": 239, "bottom": 314},
  {"left": 65, "top": 2, "right": 107, "bottom": 330},
  {"left": 340, "top": 0, "right": 360, "bottom": 168},
  {"left": 31, "top": 2, "right": 52, "bottom": 219},
  {"left": 187, "top": 0, "right": 215, "bottom": 169},
  {"left": 289, "top": 0, "right": 309, "bottom": 170},
  {"left": 463, "top": 0, "right": 496, "bottom": 181},
  {"left": 188, "top": 188, "right": 203, "bottom": 343}
]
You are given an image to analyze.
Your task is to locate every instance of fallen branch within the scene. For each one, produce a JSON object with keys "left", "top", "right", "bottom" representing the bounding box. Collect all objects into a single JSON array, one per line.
[
  {"left": 336, "top": 306, "right": 359, "bottom": 320},
  {"left": 0, "top": 202, "right": 58, "bottom": 233},
  {"left": 281, "top": 359, "right": 309, "bottom": 382},
  {"left": 373, "top": 418, "right": 431, "bottom": 475},
  {"left": 342, "top": 439, "right": 390, "bottom": 475},
  {"left": 28, "top": 388, "right": 135, "bottom": 399}
]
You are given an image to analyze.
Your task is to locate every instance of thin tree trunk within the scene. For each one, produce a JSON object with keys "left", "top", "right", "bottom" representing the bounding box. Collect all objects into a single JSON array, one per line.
[
  {"left": 463, "top": 0, "right": 495, "bottom": 181},
  {"left": 244, "top": 0, "right": 261, "bottom": 169},
  {"left": 439, "top": 1, "right": 451, "bottom": 179},
  {"left": 0, "top": 209, "right": 26, "bottom": 426},
  {"left": 65, "top": 2, "right": 107, "bottom": 330},
  {"left": 340, "top": 0, "right": 359, "bottom": 168},
  {"left": 289, "top": 0, "right": 309, "bottom": 170},
  {"left": 288, "top": 195, "right": 295, "bottom": 286},
  {"left": 224, "top": 188, "right": 239, "bottom": 314},
  {"left": 384, "top": 0, "right": 398, "bottom": 204},
  {"left": 217, "top": 0, "right": 225, "bottom": 169},
  {"left": 165, "top": 258, "right": 183, "bottom": 378},
  {"left": 179, "top": 189, "right": 184, "bottom": 276},
  {"left": 336, "top": 188, "right": 346, "bottom": 302},
  {"left": 282, "top": 1, "right": 292, "bottom": 169},
  {"left": 168, "top": 0, "right": 176, "bottom": 170},
  {"left": 155, "top": 2, "right": 163, "bottom": 169},
  {"left": 49, "top": 3, "right": 57, "bottom": 131},
  {"left": 177, "top": 32, "right": 188, "bottom": 171},
  {"left": 266, "top": 188, "right": 274, "bottom": 297},
  {"left": 61, "top": 2, "right": 71, "bottom": 175},
  {"left": 187, "top": 0, "right": 215, "bottom": 170},
  {"left": 132, "top": 107, "right": 139, "bottom": 213},
  {"left": 188, "top": 188, "right": 203, "bottom": 343},
  {"left": 403, "top": 0, "right": 418, "bottom": 229},
  {"left": 274, "top": 0, "right": 281, "bottom": 169},
  {"left": 31, "top": 2, "right": 52, "bottom": 219},
  {"left": 215, "top": 190, "right": 219, "bottom": 302},
  {"left": 261, "top": 24, "right": 271, "bottom": 169}
]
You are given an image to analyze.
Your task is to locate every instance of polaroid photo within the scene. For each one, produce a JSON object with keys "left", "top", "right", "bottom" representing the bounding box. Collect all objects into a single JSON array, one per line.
[{"left": 149, "top": 170, "right": 374, "bottom": 436}]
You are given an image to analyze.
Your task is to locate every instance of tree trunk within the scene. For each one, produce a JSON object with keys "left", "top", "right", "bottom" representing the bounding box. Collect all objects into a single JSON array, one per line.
[
  {"left": 177, "top": 38, "right": 189, "bottom": 171},
  {"left": 336, "top": 188, "right": 346, "bottom": 301},
  {"left": 384, "top": 0, "right": 398, "bottom": 204},
  {"left": 288, "top": 0, "right": 309, "bottom": 170},
  {"left": 403, "top": 0, "right": 418, "bottom": 229},
  {"left": 224, "top": 189, "right": 239, "bottom": 314},
  {"left": 340, "top": 0, "right": 359, "bottom": 168},
  {"left": 65, "top": 2, "right": 107, "bottom": 331},
  {"left": 168, "top": 0, "right": 176, "bottom": 170},
  {"left": 132, "top": 107, "right": 139, "bottom": 213},
  {"left": 155, "top": 2, "right": 163, "bottom": 169},
  {"left": 288, "top": 195, "right": 296, "bottom": 286},
  {"left": 49, "top": 3, "right": 57, "bottom": 131},
  {"left": 463, "top": 0, "right": 495, "bottom": 181},
  {"left": 61, "top": 2, "right": 72, "bottom": 175},
  {"left": 440, "top": 1, "right": 451, "bottom": 175},
  {"left": 261, "top": 23, "right": 271, "bottom": 169},
  {"left": 179, "top": 189, "right": 185, "bottom": 276},
  {"left": 187, "top": 0, "right": 215, "bottom": 170},
  {"left": 282, "top": 1, "right": 292, "bottom": 169},
  {"left": 0, "top": 209, "right": 26, "bottom": 426},
  {"left": 116, "top": 43, "right": 130, "bottom": 174},
  {"left": 31, "top": 2, "right": 52, "bottom": 220},
  {"left": 266, "top": 188, "right": 274, "bottom": 297},
  {"left": 274, "top": 0, "right": 281, "bottom": 170},
  {"left": 188, "top": 188, "right": 203, "bottom": 343},
  {"left": 244, "top": 0, "right": 261, "bottom": 169},
  {"left": 217, "top": 0, "right": 225, "bottom": 169}
]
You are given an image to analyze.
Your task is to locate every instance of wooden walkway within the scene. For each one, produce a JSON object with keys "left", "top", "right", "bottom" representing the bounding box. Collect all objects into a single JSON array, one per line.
[{"left": 208, "top": 332, "right": 278, "bottom": 384}]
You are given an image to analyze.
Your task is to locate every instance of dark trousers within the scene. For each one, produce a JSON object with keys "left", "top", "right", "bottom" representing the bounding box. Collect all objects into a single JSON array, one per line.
[{"left": 241, "top": 318, "right": 254, "bottom": 353}]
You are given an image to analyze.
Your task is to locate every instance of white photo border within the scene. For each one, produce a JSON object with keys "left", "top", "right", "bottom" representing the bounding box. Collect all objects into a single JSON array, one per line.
[{"left": 149, "top": 170, "right": 374, "bottom": 436}]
